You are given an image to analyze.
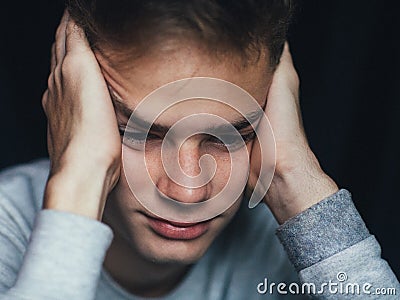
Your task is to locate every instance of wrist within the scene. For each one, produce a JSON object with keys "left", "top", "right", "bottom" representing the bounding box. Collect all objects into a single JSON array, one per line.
[
  {"left": 44, "top": 162, "right": 119, "bottom": 220},
  {"left": 265, "top": 149, "right": 338, "bottom": 224}
]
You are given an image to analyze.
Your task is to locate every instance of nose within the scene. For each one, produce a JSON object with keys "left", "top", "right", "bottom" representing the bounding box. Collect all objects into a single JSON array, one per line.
[{"left": 156, "top": 139, "right": 211, "bottom": 204}]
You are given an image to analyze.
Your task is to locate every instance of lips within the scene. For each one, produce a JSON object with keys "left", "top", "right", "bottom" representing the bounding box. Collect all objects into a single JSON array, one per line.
[{"left": 145, "top": 214, "right": 210, "bottom": 240}]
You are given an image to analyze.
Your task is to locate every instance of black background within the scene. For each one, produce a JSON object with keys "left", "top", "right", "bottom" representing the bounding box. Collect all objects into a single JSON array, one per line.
[{"left": 1, "top": 1, "right": 399, "bottom": 277}]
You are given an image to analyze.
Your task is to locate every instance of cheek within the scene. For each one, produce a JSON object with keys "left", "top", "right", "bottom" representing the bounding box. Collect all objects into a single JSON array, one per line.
[
  {"left": 211, "top": 152, "right": 231, "bottom": 193},
  {"left": 205, "top": 144, "right": 252, "bottom": 195},
  {"left": 144, "top": 144, "right": 164, "bottom": 184},
  {"left": 115, "top": 145, "right": 158, "bottom": 208}
]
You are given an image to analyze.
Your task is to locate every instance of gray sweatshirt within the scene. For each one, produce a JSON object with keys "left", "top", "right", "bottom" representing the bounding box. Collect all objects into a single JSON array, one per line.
[{"left": 0, "top": 160, "right": 398, "bottom": 299}]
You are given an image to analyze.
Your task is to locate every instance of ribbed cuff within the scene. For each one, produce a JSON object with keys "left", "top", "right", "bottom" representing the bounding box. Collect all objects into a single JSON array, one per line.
[{"left": 276, "top": 189, "right": 370, "bottom": 271}]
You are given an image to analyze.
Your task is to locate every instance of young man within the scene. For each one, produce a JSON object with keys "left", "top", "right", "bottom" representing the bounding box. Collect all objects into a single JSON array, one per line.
[{"left": 0, "top": 1, "right": 398, "bottom": 299}]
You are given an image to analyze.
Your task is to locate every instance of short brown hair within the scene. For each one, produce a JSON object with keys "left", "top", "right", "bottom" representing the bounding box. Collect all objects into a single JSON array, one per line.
[{"left": 66, "top": 0, "right": 295, "bottom": 67}]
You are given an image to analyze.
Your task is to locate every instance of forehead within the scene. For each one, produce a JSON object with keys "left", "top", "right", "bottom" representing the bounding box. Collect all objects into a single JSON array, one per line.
[{"left": 96, "top": 41, "right": 272, "bottom": 120}]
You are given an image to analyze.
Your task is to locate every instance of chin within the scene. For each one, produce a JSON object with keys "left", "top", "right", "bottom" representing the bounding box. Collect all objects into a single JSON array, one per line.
[{"left": 134, "top": 233, "right": 212, "bottom": 265}]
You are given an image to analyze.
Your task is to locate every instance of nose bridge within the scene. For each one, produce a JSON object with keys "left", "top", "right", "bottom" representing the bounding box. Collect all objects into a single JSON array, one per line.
[
  {"left": 178, "top": 138, "right": 202, "bottom": 178},
  {"left": 157, "top": 137, "right": 210, "bottom": 203}
]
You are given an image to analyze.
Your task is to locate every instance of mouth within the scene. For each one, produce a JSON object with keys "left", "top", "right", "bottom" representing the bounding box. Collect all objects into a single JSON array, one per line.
[{"left": 142, "top": 213, "right": 212, "bottom": 240}]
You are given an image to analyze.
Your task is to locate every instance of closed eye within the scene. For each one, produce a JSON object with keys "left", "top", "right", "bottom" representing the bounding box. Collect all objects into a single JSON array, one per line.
[
  {"left": 119, "top": 127, "right": 161, "bottom": 146},
  {"left": 119, "top": 126, "right": 256, "bottom": 151},
  {"left": 207, "top": 131, "right": 256, "bottom": 151}
]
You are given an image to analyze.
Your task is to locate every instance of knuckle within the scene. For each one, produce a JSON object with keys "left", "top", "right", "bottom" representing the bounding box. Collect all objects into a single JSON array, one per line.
[
  {"left": 65, "top": 20, "right": 84, "bottom": 41},
  {"left": 55, "top": 26, "right": 61, "bottom": 40},
  {"left": 55, "top": 24, "right": 64, "bottom": 43},
  {"left": 65, "top": 19, "right": 75, "bottom": 36},
  {"left": 47, "top": 73, "right": 55, "bottom": 89},
  {"left": 55, "top": 63, "right": 63, "bottom": 77},
  {"left": 292, "top": 72, "right": 300, "bottom": 87},
  {"left": 60, "top": 55, "right": 77, "bottom": 75},
  {"left": 287, "top": 67, "right": 300, "bottom": 88},
  {"left": 41, "top": 90, "right": 49, "bottom": 111},
  {"left": 60, "top": 59, "right": 72, "bottom": 76}
]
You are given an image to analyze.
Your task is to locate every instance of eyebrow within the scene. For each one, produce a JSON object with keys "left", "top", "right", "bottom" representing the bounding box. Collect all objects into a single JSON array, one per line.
[{"left": 111, "top": 96, "right": 261, "bottom": 134}]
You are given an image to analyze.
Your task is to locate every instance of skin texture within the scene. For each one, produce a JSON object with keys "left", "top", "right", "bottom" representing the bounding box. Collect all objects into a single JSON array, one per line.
[
  {"left": 96, "top": 34, "right": 272, "bottom": 297},
  {"left": 42, "top": 11, "right": 338, "bottom": 297}
]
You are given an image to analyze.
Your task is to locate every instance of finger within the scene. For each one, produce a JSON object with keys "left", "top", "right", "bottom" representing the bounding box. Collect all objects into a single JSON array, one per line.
[
  {"left": 50, "top": 42, "right": 56, "bottom": 71},
  {"left": 65, "top": 17, "right": 91, "bottom": 55},
  {"left": 266, "top": 43, "right": 299, "bottom": 110},
  {"left": 41, "top": 89, "right": 49, "bottom": 113},
  {"left": 47, "top": 124, "right": 54, "bottom": 158},
  {"left": 265, "top": 42, "right": 305, "bottom": 142},
  {"left": 280, "top": 42, "right": 294, "bottom": 67},
  {"left": 281, "top": 43, "right": 301, "bottom": 111},
  {"left": 55, "top": 10, "right": 69, "bottom": 65},
  {"left": 274, "top": 42, "right": 295, "bottom": 76}
]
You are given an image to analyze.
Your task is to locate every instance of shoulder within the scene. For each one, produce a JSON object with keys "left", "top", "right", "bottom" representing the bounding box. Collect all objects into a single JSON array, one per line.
[{"left": 0, "top": 159, "right": 50, "bottom": 238}]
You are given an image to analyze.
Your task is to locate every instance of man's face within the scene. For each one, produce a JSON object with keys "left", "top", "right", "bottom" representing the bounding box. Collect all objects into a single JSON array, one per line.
[{"left": 96, "top": 40, "right": 273, "bottom": 265}]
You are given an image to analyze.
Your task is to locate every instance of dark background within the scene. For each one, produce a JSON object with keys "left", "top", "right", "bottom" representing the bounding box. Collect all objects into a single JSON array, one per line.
[{"left": 1, "top": 1, "right": 399, "bottom": 277}]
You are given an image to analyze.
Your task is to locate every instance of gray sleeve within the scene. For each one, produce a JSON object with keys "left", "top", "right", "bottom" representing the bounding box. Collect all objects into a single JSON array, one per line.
[
  {"left": 0, "top": 210, "right": 113, "bottom": 300},
  {"left": 276, "top": 189, "right": 399, "bottom": 299}
]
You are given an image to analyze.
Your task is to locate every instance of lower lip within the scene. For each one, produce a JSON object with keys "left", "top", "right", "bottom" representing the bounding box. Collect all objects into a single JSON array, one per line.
[{"left": 146, "top": 216, "right": 210, "bottom": 240}]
